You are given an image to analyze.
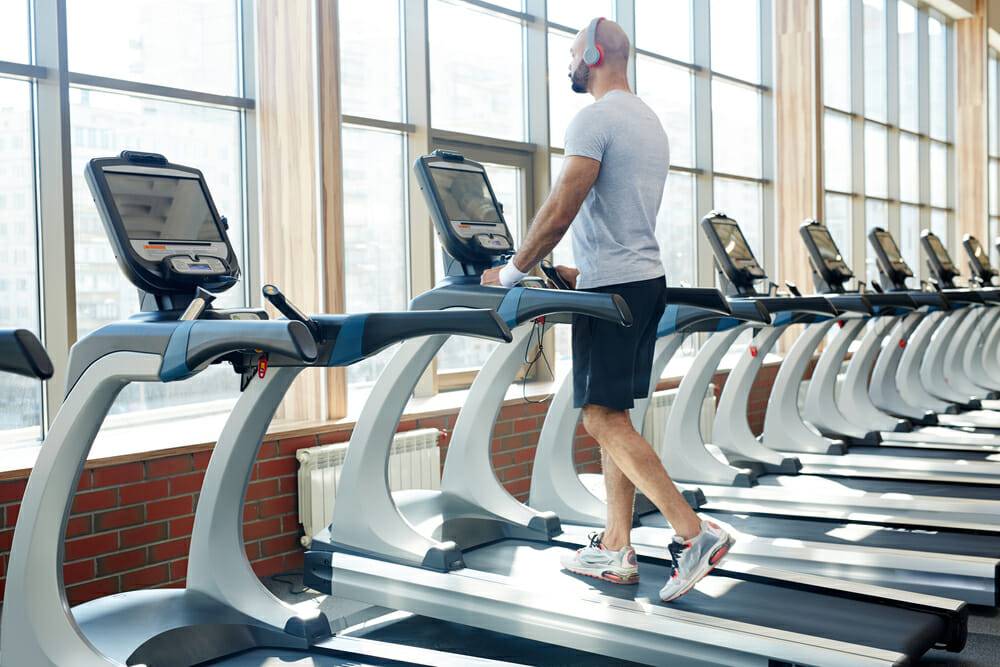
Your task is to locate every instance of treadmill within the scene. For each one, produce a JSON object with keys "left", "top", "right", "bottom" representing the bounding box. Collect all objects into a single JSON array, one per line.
[
  {"left": 684, "top": 215, "right": 1000, "bottom": 489},
  {"left": 961, "top": 234, "right": 1000, "bottom": 385},
  {"left": 530, "top": 215, "right": 1000, "bottom": 603},
  {"left": 587, "top": 215, "right": 1000, "bottom": 525},
  {"left": 306, "top": 152, "right": 967, "bottom": 666},
  {"left": 917, "top": 230, "right": 1000, "bottom": 410},
  {"left": 808, "top": 228, "right": 1000, "bottom": 449},
  {"left": 0, "top": 151, "right": 519, "bottom": 667},
  {"left": 744, "top": 222, "right": 1000, "bottom": 478},
  {"left": 528, "top": 296, "right": 1000, "bottom": 604}
]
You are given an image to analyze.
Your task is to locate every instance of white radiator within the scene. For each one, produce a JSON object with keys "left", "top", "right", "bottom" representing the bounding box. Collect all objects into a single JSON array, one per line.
[
  {"left": 296, "top": 428, "right": 441, "bottom": 545},
  {"left": 642, "top": 384, "right": 717, "bottom": 457}
]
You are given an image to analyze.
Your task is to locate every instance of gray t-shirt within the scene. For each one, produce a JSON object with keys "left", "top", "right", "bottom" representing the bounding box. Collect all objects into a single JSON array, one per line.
[{"left": 563, "top": 89, "right": 669, "bottom": 289}]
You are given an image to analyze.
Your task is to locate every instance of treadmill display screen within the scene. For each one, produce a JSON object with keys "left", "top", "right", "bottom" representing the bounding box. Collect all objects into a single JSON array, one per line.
[
  {"left": 968, "top": 237, "right": 993, "bottom": 271},
  {"left": 428, "top": 166, "right": 504, "bottom": 224},
  {"left": 806, "top": 226, "right": 849, "bottom": 270},
  {"left": 925, "top": 234, "right": 957, "bottom": 273},
  {"left": 711, "top": 220, "right": 756, "bottom": 263},
  {"left": 873, "top": 230, "right": 907, "bottom": 267},
  {"left": 105, "top": 172, "right": 224, "bottom": 243}
]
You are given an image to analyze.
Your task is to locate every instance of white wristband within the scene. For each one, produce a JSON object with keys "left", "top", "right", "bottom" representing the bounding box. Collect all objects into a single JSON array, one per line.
[{"left": 498, "top": 261, "right": 530, "bottom": 288}]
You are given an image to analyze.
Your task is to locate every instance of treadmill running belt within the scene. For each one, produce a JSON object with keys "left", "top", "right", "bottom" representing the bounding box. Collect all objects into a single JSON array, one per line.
[
  {"left": 642, "top": 512, "right": 1000, "bottom": 558},
  {"left": 462, "top": 540, "right": 945, "bottom": 658},
  {"left": 847, "top": 446, "right": 1000, "bottom": 462},
  {"left": 755, "top": 474, "right": 1000, "bottom": 501},
  {"left": 352, "top": 616, "right": 643, "bottom": 666}
]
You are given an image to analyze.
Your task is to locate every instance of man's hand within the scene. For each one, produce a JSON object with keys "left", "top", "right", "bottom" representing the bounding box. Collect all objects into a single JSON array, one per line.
[
  {"left": 553, "top": 265, "right": 580, "bottom": 289},
  {"left": 481, "top": 265, "right": 504, "bottom": 286}
]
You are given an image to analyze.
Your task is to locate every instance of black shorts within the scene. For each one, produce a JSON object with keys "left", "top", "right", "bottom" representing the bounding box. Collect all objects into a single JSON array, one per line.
[{"left": 572, "top": 275, "right": 667, "bottom": 410}]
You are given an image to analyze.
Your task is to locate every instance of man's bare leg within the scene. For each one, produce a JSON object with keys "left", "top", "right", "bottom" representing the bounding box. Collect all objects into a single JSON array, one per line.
[
  {"left": 600, "top": 448, "right": 636, "bottom": 551},
  {"left": 582, "top": 403, "right": 701, "bottom": 543}
]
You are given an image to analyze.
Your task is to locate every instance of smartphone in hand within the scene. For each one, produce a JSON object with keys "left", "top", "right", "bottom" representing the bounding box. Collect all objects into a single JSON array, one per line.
[{"left": 540, "top": 259, "right": 571, "bottom": 290}]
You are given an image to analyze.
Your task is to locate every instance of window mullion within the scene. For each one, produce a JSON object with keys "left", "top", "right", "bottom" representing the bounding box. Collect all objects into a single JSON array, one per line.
[
  {"left": 241, "top": 0, "right": 260, "bottom": 308},
  {"left": 849, "top": 0, "right": 867, "bottom": 276},
  {"left": 759, "top": 0, "right": 775, "bottom": 276},
  {"left": 692, "top": 0, "right": 715, "bottom": 289},
  {"left": 33, "top": 0, "right": 76, "bottom": 428},
  {"left": 403, "top": 0, "right": 437, "bottom": 398}
]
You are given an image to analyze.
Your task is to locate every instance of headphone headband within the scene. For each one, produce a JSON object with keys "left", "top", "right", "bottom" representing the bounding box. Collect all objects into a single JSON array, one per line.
[{"left": 583, "top": 16, "right": 605, "bottom": 68}]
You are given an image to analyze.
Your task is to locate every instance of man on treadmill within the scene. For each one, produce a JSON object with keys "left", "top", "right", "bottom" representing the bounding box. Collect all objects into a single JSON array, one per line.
[{"left": 481, "top": 17, "right": 733, "bottom": 602}]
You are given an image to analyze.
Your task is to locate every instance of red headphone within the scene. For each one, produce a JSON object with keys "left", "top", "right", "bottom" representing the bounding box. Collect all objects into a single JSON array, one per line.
[{"left": 583, "top": 17, "right": 605, "bottom": 68}]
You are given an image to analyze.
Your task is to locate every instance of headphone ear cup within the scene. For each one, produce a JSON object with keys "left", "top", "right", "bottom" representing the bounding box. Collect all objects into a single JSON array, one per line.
[{"left": 584, "top": 44, "right": 604, "bottom": 68}]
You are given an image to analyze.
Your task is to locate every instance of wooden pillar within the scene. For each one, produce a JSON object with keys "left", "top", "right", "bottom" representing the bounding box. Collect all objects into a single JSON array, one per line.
[
  {"left": 774, "top": 0, "right": 822, "bottom": 295},
  {"left": 257, "top": 0, "right": 345, "bottom": 423},
  {"left": 316, "top": 0, "right": 347, "bottom": 419},
  {"left": 956, "top": 0, "right": 989, "bottom": 248}
]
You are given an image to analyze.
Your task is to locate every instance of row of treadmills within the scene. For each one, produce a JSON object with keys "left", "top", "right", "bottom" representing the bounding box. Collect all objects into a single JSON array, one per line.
[{"left": 5, "top": 149, "right": 1000, "bottom": 665}]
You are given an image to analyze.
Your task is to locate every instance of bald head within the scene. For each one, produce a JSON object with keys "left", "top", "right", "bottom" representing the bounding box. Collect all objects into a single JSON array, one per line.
[
  {"left": 568, "top": 19, "right": 631, "bottom": 96},
  {"left": 573, "top": 18, "right": 630, "bottom": 70}
]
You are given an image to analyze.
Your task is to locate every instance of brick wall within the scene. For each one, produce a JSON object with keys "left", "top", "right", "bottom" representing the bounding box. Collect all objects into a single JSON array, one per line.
[{"left": 0, "top": 360, "right": 797, "bottom": 613}]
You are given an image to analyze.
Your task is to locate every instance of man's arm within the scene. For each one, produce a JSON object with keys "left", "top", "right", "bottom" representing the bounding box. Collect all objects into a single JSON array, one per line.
[{"left": 482, "top": 155, "right": 600, "bottom": 286}]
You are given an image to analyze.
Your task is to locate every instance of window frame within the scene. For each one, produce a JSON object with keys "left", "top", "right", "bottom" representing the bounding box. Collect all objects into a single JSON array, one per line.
[
  {"left": 0, "top": 0, "right": 257, "bottom": 438},
  {"left": 821, "top": 0, "right": 955, "bottom": 287}
]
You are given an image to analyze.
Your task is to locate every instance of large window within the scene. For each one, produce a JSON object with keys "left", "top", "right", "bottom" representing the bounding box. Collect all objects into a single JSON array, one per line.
[
  {"left": 0, "top": 0, "right": 255, "bottom": 444},
  {"left": 822, "top": 0, "right": 953, "bottom": 285},
  {"left": 0, "top": 77, "right": 41, "bottom": 443},
  {"left": 338, "top": 0, "right": 775, "bottom": 402},
  {"left": 551, "top": 0, "right": 773, "bottom": 288},
  {"left": 1, "top": 4, "right": 40, "bottom": 444},
  {"left": 67, "top": 2, "right": 250, "bottom": 421},
  {"left": 429, "top": 0, "right": 526, "bottom": 141},
  {"left": 0, "top": 0, "right": 31, "bottom": 64}
]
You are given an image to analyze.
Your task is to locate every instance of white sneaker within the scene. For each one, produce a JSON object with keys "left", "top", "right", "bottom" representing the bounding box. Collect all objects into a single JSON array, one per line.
[
  {"left": 659, "top": 520, "right": 734, "bottom": 602},
  {"left": 560, "top": 532, "right": 639, "bottom": 584}
]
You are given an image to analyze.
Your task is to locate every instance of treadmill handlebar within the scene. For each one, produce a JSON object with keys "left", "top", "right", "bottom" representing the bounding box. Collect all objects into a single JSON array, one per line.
[
  {"left": 729, "top": 298, "right": 771, "bottom": 323},
  {"left": 662, "top": 287, "right": 732, "bottom": 315},
  {"left": 183, "top": 320, "right": 319, "bottom": 372},
  {"left": 860, "top": 292, "right": 918, "bottom": 310},
  {"left": 908, "top": 291, "right": 950, "bottom": 310},
  {"left": 507, "top": 289, "right": 632, "bottom": 326},
  {"left": 409, "top": 284, "right": 632, "bottom": 327},
  {"left": 302, "top": 310, "right": 512, "bottom": 367},
  {"left": 822, "top": 294, "right": 874, "bottom": 315},
  {"left": 65, "top": 319, "right": 318, "bottom": 394},
  {"left": 976, "top": 289, "right": 1000, "bottom": 303},
  {"left": 739, "top": 295, "right": 839, "bottom": 318},
  {"left": 0, "top": 329, "right": 54, "bottom": 380},
  {"left": 940, "top": 288, "right": 984, "bottom": 304},
  {"left": 659, "top": 299, "right": 770, "bottom": 336}
]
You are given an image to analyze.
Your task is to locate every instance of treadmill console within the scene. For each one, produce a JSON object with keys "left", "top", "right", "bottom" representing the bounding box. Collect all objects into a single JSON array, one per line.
[
  {"left": 963, "top": 234, "right": 997, "bottom": 286},
  {"left": 700, "top": 211, "right": 767, "bottom": 295},
  {"left": 868, "top": 227, "right": 912, "bottom": 291},
  {"left": 85, "top": 151, "right": 240, "bottom": 299},
  {"left": 414, "top": 150, "right": 515, "bottom": 280},
  {"left": 799, "top": 219, "right": 853, "bottom": 293},
  {"left": 920, "top": 230, "right": 959, "bottom": 289}
]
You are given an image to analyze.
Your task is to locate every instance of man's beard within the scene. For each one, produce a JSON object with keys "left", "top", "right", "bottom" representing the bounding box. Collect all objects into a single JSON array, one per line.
[{"left": 570, "top": 61, "right": 589, "bottom": 94}]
